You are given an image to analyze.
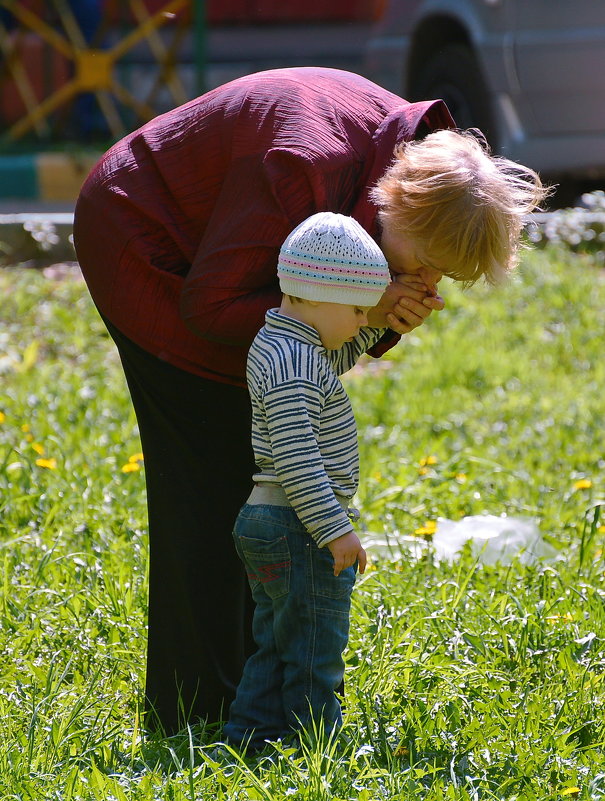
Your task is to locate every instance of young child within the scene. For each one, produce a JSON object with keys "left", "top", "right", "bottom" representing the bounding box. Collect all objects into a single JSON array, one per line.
[{"left": 223, "top": 212, "right": 391, "bottom": 751}]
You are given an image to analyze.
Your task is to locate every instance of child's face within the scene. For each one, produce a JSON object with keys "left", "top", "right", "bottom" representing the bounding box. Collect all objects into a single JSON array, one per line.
[{"left": 311, "top": 302, "right": 372, "bottom": 350}]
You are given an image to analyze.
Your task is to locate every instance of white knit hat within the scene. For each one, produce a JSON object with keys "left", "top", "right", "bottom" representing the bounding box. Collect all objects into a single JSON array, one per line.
[{"left": 278, "top": 212, "right": 390, "bottom": 306}]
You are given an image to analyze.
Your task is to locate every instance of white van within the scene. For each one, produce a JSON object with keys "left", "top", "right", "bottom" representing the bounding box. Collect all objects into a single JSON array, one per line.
[{"left": 364, "top": 0, "right": 605, "bottom": 181}]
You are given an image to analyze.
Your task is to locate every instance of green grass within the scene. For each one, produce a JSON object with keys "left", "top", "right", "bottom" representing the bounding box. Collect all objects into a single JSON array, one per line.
[{"left": 0, "top": 248, "right": 604, "bottom": 799}]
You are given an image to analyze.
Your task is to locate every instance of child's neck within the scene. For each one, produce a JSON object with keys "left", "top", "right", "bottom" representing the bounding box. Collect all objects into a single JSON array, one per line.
[{"left": 278, "top": 296, "right": 318, "bottom": 330}]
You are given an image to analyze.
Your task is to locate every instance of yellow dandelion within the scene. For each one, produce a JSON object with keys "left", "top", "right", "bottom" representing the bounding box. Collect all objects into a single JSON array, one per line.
[
  {"left": 121, "top": 462, "right": 141, "bottom": 473},
  {"left": 561, "top": 788, "right": 580, "bottom": 797},
  {"left": 128, "top": 452, "right": 144, "bottom": 463},
  {"left": 18, "top": 340, "right": 39, "bottom": 372},
  {"left": 598, "top": 526, "right": 605, "bottom": 534},
  {"left": 25, "top": 433, "right": 34, "bottom": 442},
  {"left": 0, "top": 411, "right": 5, "bottom": 424},
  {"left": 31, "top": 442, "right": 45, "bottom": 455},
  {"left": 455, "top": 473, "right": 467, "bottom": 483},
  {"left": 546, "top": 612, "right": 573, "bottom": 624},
  {"left": 415, "top": 520, "right": 437, "bottom": 537},
  {"left": 36, "top": 458, "right": 57, "bottom": 470},
  {"left": 418, "top": 467, "right": 428, "bottom": 476},
  {"left": 21, "top": 423, "right": 30, "bottom": 432},
  {"left": 419, "top": 455, "right": 438, "bottom": 467},
  {"left": 573, "top": 479, "right": 592, "bottom": 491}
]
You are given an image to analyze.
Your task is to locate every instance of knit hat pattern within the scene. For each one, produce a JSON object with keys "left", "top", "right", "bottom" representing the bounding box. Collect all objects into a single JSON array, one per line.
[{"left": 278, "top": 212, "right": 390, "bottom": 306}]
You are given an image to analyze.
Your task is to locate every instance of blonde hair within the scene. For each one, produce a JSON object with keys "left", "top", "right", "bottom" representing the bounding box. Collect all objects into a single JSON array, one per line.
[{"left": 371, "top": 129, "right": 550, "bottom": 284}]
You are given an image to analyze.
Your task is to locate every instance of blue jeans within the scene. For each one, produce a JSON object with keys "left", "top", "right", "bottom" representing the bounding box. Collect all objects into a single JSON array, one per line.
[{"left": 223, "top": 503, "right": 356, "bottom": 750}]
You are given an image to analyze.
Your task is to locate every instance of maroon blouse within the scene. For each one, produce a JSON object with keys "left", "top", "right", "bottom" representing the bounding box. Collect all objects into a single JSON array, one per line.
[{"left": 73, "top": 67, "right": 453, "bottom": 387}]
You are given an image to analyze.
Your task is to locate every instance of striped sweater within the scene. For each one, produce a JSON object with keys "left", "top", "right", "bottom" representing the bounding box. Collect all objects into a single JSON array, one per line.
[{"left": 248, "top": 309, "right": 385, "bottom": 547}]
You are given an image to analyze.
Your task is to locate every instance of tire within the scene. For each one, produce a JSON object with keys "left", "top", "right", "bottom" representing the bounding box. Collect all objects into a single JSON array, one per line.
[{"left": 409, "top": 43, "right": 497, "bottom": 148}]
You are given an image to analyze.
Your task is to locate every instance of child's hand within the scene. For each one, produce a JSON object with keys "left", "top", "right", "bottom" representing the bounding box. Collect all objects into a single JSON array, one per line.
[{"left": 327, "top": 531, "right": 367, "bottom": 577}]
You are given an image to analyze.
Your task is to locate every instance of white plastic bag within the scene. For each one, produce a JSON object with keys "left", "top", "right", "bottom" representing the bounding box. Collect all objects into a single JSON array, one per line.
[
  {"left": 431, "top": 514, "right": 558, "bottom": 564},
  {"left": 365, "top": 515, "right": 558, "bottom": 565}
]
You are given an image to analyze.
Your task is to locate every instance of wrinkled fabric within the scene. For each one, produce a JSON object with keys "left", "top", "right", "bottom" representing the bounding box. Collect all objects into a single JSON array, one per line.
[{"left": 74, "top": 67, "right": 454, "bottom": 386}]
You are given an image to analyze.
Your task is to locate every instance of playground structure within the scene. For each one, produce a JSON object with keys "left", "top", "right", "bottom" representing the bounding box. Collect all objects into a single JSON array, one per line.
[{"left": 0, "top": 0, "right": 382, "bottom": 143}]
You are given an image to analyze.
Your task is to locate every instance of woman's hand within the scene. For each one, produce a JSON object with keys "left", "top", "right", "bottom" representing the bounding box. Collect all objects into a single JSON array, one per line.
[{"left": 367, "top": 273, "right": 445, "bottom": 333}]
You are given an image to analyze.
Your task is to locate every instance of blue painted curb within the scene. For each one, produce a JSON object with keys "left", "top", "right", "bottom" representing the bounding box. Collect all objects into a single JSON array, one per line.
[
  {"left": 0, "top": 152, "right": 101, "bottom": 201},
  {"left": 0, "top": 155, "right": 39, "bottom": 199}
]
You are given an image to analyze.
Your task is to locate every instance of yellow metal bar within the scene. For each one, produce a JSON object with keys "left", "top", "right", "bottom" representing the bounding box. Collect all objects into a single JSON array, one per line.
[
  {"left": 130, "top": 0, "right": 187, "bottom": 105},
  {"left": 0, "top": 0, "right": 190, "bottom": 140},
  {"left": 52, "top": 0, "right": 87, "bottom": 49},
  {"left": 146, "top": 26, "right": 189, "bottom": 108},
  {"left": 7, "top": 80, "right": 79, "bottom": 140},
  {"left": 0, "top": 0, "right": 74, "bottom": 58},
  {"left": 74, "top": 49, "right": 114, "bottom": 92},
  {"left": 131, "top": 0, "right": 170, "bottom": 58},
  {"left": 0, "top": 21, "right": 50, "bottom": 136},
  {"left": 110, "top": 0, "right": 188, "bottom": 61},
  {"left": 163, "top": 23, "right": 190, "bottom": 105},
  {"left": 94, "top": 90, "right": 127, "bottom": 139},
  {"left": 110, "top": 79, "right": 157, "bottom": 122}
]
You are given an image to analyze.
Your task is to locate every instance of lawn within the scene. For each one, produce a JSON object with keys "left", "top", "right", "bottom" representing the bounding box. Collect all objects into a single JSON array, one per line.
[{"left": 0, "top": 245, "right": 604, "bottom": 800}]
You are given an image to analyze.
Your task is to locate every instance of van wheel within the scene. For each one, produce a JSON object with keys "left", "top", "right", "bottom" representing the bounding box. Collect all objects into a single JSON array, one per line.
[{"left": 409, "top": 43, "right": 496, "bottom": 147}]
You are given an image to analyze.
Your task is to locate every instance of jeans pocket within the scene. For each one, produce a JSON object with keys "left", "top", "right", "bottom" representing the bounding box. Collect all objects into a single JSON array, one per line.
[
  {"left": 313, "top": 546, "right": 356, "bottom": 601},
  {"left": 239, "top": 534, "right": 291, "bottom": 600}
]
